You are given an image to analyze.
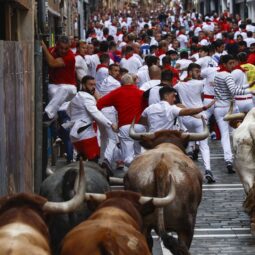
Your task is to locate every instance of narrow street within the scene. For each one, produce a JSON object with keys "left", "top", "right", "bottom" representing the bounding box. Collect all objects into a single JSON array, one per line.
[{"left": 152, "top": 141, "right": 255, "bottom": 254}]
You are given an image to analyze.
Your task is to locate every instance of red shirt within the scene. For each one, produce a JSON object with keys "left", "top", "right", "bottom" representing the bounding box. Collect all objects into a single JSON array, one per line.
[
  {"left": 48, "top": 48, "right": 76, "bottom": 85},
  {"left": 97, "top": 85, "right": 147, "bottom": 128},
  {"left": 247, "top": 53, "right": 255, "bottom": 65}
]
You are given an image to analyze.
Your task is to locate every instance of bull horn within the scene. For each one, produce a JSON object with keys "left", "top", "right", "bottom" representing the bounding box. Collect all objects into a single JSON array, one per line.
[
  {"left": 129, "top": 117, "right": 155, "bottom": 140},
  {"left": 109, "top": 177, "right": 124, "bottom": 185},
  {"left": 43, "top": 157, "right": 85, "bottom": 213},
  {"left": 84, "top": 193, "right": 107, "bottom": 202},
  {"left": 139, "top": 176, "right": 176, "bottom": 207},
  {"left": 223, "top": 100, "right": 245, "bottom": 121},
  {"left": 181, "top": 116, "right": 209, "bottom": 141}
]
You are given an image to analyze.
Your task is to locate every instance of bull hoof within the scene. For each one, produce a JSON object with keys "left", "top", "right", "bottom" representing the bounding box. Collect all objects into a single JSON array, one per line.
[{"left": 251, "top": 223, "right": 255, "bottom": 236}]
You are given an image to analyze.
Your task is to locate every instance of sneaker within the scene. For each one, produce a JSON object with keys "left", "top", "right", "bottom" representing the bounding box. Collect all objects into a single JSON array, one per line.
[
  {"left": 226, "top": 161, "right": 235, "bottom": 174},
  {"left": 101, "top": 159, "right": 114, "bottom": 177},
  {"left": 43, "top": 112, "right": 56, "bottom": 127},
  {"left": 205, "top": 170, "right": 216, "bottom": 184}
]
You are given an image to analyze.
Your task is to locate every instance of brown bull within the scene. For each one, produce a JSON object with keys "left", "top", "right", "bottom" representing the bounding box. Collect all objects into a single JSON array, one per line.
[
  {"left": 61, "top": 179, "right": 175, "bottom": 255},
  {"left": 124, "top": 118, "right": 207, "bottom": 255},
  {"left": 0, "top": 159, "right": 85, "bottom": 255}
]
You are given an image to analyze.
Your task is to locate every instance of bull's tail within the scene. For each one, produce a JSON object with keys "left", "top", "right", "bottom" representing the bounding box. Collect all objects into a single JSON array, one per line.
[
  {"left": 154, "top": 154, "right": 170, "bottom": 236},
  {"left": 155, "top": 155, "right": 190, "bottom": 255}
]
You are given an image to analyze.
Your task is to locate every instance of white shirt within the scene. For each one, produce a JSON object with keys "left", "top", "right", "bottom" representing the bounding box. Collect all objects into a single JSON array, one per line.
[
  {"left": 149, "top": 85, "right": 162, "bottom": 105},
  {"left": 231, "top": 69, "right": 252, "bottom": 99},
  {"left": 75, "top": 55, "right": 88, "bottom": 82},
  {"left": 246, "top": 24, "right": 255, "bottom": 33},
  {"left": 142, "top": 101, "right": 181, "bottom": 132},
  {"left": 244, "top": 37, "right": 255, "bottom": 47},
  {"left": 201, "top": 67, "right": 219, "bottom": 96},
  {"left": 98, "top": 75, "right": 120, "bottom": 97},
  {"left": 177, "top": 34, "right": 188, "bottom": 49},
  {"left": 174, "top": 79, "right": 204, "bottom": 108},
  {"left": 67, "top": 92, "right": 112, "bottom": 142},
  {"left": 176, "top": 59, "right": 193, "bottom": 80},
  {"left": 120, "top": 55, "right": 142, "bottom": 74},
  {"left": 196, "top": 56, "right": 218, "bottom": 70},
  {"left": 95, "top": 66, "right": 109, "bottom": 92},
  {"left": 140, "top": 79, "right": 160, "bottom": 91},
  {"left": 137, "top": 66, "right": 150, "bottom": 88}
]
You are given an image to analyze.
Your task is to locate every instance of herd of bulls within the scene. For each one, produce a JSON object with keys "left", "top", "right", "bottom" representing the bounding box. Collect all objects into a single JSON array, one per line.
[{"left": 0, "top": 109, "right": 255, "bottom": 255}]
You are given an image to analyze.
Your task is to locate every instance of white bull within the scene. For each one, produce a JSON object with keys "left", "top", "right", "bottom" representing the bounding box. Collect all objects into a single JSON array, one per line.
[{"left": 224, "top": 105, "right": 255, "bottom": 234}]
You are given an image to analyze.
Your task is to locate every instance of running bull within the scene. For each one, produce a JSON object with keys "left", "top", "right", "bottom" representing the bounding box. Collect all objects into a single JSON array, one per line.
[
  {"left": 224, "top": 104, "right": 255, "bottom": 234},
  {"left": 124, "top": 118, "right": 208, "bottom": 255},
  {"left": 0, "top": 160, "right": 85, "bottom": 255},
  {"left": 40, "top": 161, "right": 111, "bottom": 254},
  {"left": 60, "top": 180, "right": 175, "bottom": 255}
]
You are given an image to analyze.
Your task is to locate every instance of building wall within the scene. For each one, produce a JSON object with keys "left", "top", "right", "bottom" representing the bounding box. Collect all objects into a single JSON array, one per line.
[{"left": 0, "top": 0, "right": 35, "bottom": 194}]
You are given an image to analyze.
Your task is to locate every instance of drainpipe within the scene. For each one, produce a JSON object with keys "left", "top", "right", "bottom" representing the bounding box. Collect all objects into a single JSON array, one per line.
[{"left": 36, "top": 0, "right": 50, "bottom": 187}]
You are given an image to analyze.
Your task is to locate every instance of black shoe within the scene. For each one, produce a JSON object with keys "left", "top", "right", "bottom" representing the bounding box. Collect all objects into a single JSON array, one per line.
[
  {"left": 226, "top": 161, "right": 235, "bottom": 174},
  {"left": 43, "top": 112, "right": 55, "bottom": 127},
  {"left": 101, "top": 159, "right": 114, "bottom": 177},
  {"left": 205, "top": 170, "right": 216, "bottom": 184}
]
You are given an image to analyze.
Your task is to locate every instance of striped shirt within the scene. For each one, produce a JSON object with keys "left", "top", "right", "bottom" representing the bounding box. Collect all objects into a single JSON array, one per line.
[{"left": 214, "top": 71, "right": 250, "bottom": 106}]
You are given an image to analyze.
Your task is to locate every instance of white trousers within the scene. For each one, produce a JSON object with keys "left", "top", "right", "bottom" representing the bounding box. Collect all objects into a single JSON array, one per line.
[
  {"left": 45, "top": 84, "right": 77, "bottom": 118},
  {"left": 182, "top": 116, "right": 211, "bottom": 171},
  {"left": 214, "top": 106, "right": 233, "bottom": 162},
  {"left": 99, "top": 108, "right": 120, "bottom": 166},
  {"left": 204, "top": 98, "right": 216, "bottom": 120},
  {"left": 118, "top": 124, "right": 146, "bottom": 166}
]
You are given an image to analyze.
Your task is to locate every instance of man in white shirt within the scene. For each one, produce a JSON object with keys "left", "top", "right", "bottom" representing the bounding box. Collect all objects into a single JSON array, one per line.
[
  {"left": 174, "top": 63, "right": 215, "bottom": 183},
  {"left": 137, "top": 55, "right": 159, "bottom": 88},
  {"left": 141, "top": 86, "right": 214, "bottom": 132},
  {"left": 95, "top": 54, "right": 110, "bottom": 93},
  {"left": 141, "top": 85, "right": 215, "bottom": 183},
  {"left": 66, "top": 76, "right": 117, "bottom": 172},
  {"left": 175, "top": 51, "right": 193, "bottom": 80},
  {"left": 176, "top": 26, "right": 188, "bottom": 49},
  {"left": 97, "top": 64, "right": 122, "bottom": 171},
  {"left": 140, "top": 65, "right": 161, "bottom": 91},
  {"left": 75, "top": 41, "right": 89, "bottom": 85},
  {"left": 120, "top": 46, "right": 142, "bottom": 74},
  {"left": 244, "top": 31, "right": 255, "bottom": 48}
]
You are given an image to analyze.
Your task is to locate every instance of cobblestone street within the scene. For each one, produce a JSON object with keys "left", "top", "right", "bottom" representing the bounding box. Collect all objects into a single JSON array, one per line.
[{"left": 153, "top": 140, "right": 255, "bottom": 254}]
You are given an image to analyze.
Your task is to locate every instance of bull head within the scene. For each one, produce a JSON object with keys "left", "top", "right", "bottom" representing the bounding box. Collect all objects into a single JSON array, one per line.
[
  {"left": 42, "top": 158, "right": 85, "bottom": 213},
  {"left": 83, "top": 175, "right": 176, "bottom": 208},
  {"left": 129, "top": 116, "right": 209, "bottom": 142},
  {"left": 223, "top": 100, "right": 246, "bottom": 121}
]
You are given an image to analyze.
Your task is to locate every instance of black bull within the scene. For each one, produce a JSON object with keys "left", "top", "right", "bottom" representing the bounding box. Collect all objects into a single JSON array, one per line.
[{"left": 40, "top": 161, "right": 110, "bottom": 254}]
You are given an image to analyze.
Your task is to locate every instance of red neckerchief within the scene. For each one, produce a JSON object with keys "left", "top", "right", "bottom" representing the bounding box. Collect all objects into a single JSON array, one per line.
[
  {"left": 217, "top": 65, "right": 229, "bottom": 73},
  {"left": 163, "top": 65, "right": 180, "bottom": 78},
  {"left": 177, "top": 31, "right": 185, "bottom": 37},
  {"left": 234, "top": 64, "right": 246, "bottom": 73},
  {"left": 125, "top": 53, "right": 133, "bottom": 60},
  {"left": 116, "top": 31, "right": 123, "bottom": 36},
  {"left": 228, "top": 39, "right": 236, "bottom": 44},
  {"left": 206, "top": 21, "right": 211, "bottom": 25},
  {"left": 97, "top": 52, "right": 104, "bottom": 57},
  {"left": 96, "top": 64, "right": 108, "bottom": 72},
  {"left": 155, "top": 49, "right": 166, "bottom": 57}
]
